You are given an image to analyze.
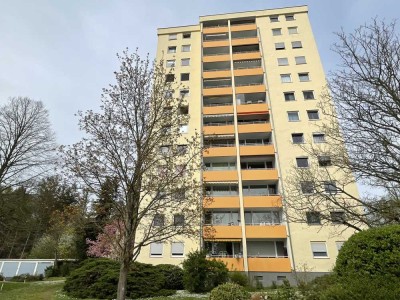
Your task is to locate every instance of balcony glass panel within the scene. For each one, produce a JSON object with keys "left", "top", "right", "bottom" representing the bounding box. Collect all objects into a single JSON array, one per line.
[
  {"left": 205, "top": 242, "right": 242, "bottom": 257},
  {"left": 204, "top": 139, "right": 235, "bottom": 147},
  {"left": 203, "top": 46, "right": 230, "bottom": 56},
  {"left": 239, "top": 138, "right": 271, "bottom": 145},
  {"left": 203, "top": 95, "right": 233, "bottom": 107},
  {"left": 236, "top": 93, "right": 266, "bottom": 105},
  {"left": 203, "top": 33, "right": 229, "bottom": 41},
  {"left": 230, "top": 19, "right": 255, "bottom": 26},
  {"left": 244, "top": 211, "right": 281, "bottom": 225},
  {"left": 237, "top": 114, "right": 269, "bottom": 125},
  {"left": 204, "top": 61, "right": 231, "bottom": 71},
  {"left": 203, "top": 78, "right": 232, "bottom": 88},
  {"left": 233, "top": 59, "right": 261, "bottom": 70},
  {"left": 205, "top": 162, "right": 236, "bottom": 170},
  {"left": 206, "top": 185, "right": 239, "bottom": 196},
  {"left": 231, "top": 30, "right": 257, "bottom": 39},
  {"left": 203, "top": 20, "right": 229, "bottom": 28},
  {"left": 235, "top": 75, "right": 264, "bottom": 86},
  {"left": 232, "top": 44, "right": 259, "bottom": 54},
  {"left": 247, "top": 241, "right": 288, "bottom": 258},
  {"left": 242, "top": 185, "right": 278, "bottom": 196}
]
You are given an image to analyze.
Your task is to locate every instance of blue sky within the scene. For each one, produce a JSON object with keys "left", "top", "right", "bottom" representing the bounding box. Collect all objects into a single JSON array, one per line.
[{"left": 0, "top": 0, "right": 399, "bottom": 146}]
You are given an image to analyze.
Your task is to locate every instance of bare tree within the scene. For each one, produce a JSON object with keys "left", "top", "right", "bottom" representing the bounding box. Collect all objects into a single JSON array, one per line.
[
  {"left": 0, "top": 97, "right": 56, "bottom": 193},
  {"left": 285, "top": 19, "right": 400, "bottom": 231},
  {"left": 61, "top": 50, "right": 203, "bottom": 300}
]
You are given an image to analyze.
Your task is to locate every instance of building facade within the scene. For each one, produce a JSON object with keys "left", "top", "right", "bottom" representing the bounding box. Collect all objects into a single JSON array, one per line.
[{"left": 137, "top": 5, "right": 359, "bottom": 286}]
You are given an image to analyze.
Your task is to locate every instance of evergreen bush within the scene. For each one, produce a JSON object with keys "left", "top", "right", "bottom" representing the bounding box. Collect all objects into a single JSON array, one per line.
[
  {"left": 229, "top": 272, "right": 249, "bottom": 287},
  {"left": 63, "top": 258, "right": 177, "bottom": 299},
  {"left": 209, "top": 282, "right": 250, "bottom": 300},
  {"left": 182, "top": 250, "right": 229, "bottom": 293}
]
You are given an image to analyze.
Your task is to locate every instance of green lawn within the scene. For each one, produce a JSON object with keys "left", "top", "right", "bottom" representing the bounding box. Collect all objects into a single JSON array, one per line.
[{"left": 0, "top": 280, "right": 207, "bottom": 300}]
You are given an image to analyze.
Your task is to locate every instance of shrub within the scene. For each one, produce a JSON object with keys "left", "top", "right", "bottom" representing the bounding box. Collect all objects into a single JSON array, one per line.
[
  {"left": 10, "top": 274, "right": 43, "bottom": 282},
  {"left": 229, "top": 272, "right": 249, "bottom": 287},
  {"left": 63, "top": 258, "right": 177, "bottom": 299},
  {"left": 268, "top": 279, "right": 300, "bottom": 300},
  {"left": 182, "top": 250, "right": 229, "bottom": 293},
  {"left": 45, "top": 260, "right": 80, "bottom": 277},
  {"left": 209, "top": 282, "right": 250, "bottom": 300},
  {"left": 155, "top": 264, "right": 184, "bottom": 290},
  {"left": 334, "top": 225, "right": 400, "bottom": 278}
]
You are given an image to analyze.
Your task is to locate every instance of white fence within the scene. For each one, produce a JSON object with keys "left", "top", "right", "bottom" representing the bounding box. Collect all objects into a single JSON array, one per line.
[{"left": 0, "top": 259, "right": 54, "bottom": 278}]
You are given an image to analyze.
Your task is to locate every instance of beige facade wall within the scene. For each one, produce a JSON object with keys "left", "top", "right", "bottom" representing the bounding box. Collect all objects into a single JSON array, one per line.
[{"left": 140, "top": 5, "right": 360, "bottom": 276}]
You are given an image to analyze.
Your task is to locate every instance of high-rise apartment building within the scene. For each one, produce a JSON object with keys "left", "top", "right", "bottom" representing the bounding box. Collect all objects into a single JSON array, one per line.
[{"left": 138, "top": 5, "right": 359, "bottom": 285}]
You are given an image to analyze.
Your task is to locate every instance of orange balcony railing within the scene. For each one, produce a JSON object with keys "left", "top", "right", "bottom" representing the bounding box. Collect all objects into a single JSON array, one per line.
[
  {"left": 243, "top": 195, "right": 282, "bottom": 208},
  {"left": 203, "top": 26, "right": 229, "bottom": 34},
  {"left": 247, "top": 257, "right": 291, "bottom": 272},
  {"left": 203, "top": 196, "right": 240, "bottom": 209},
  {"left": 240, "top": 145, "right": 274, "bottom": 156},
  {"left": 237, "top": 122, "right": 271, "bottom": 134},
  {"left": 241, "top": 169, "right": 278, "bottom": 181},
  {"left": 231, "top": 37, "right": 259, "bottom": 46},
  {"left": 203, "top": 105, "right": 234, "bottom": 115},
  {"left": 237, "top": 103, "right": 268, "bottom": 114},
  {"left": 203, "top": 170, "right": 238, "bottom": 182},
  {"left": 203, "top": 146, "right": 237, "bottom": 157},
  {"left": 245, "top": 225, "right": 287, "bottom": 239}
]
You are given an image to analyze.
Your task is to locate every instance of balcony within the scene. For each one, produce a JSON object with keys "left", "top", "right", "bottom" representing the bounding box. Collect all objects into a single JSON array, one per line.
[
  {"left": 237, "top": 103, "right": 268, "bottom": 114},
  {"left": 231, "top": 30, "right": 257, "bottom": 40},
  {"left": 245, "top": 225, "right": 287, "bottom": 239},
  {"left": 203, "top": 196, "right": 240, "bottom": 209},
  {"left": 233, "top": 59, "right": 263, "bottom": 77},
  {"left": 232, "top": 45, "right": 260, "bottom": 60},
  {"left": 203, "top": 26, "right": 229, "bottom": 34},
  {"left": 240, "top": 144, "right": 275, "bottom": 156},
  {"left": 230, "top": 23, "right": 257, "bottom": 32},
  {"left": 247, "top": 258, "right": 291, "bottom": 272},
  {"left": 203, "top": 116, "right": 235, "bottom": 135},
  {"left": 203, "top": 146, "right": 237, "bottom": 157},
  {"left": 243, "top": 195, "right": 282, "bottom": 208},
  {"left": 203, "top": 61, "right": 231, "bottom": 79},
  {"left": 203, "top": 225, "right": 242, "bottom": 239},
  {"left": 203, "top": 78, "right": 233, "bottom": 96},
  {"left": 231, "top": 37, "right": 259, "bottom": 46},
  {"left": 203, "top": 170, "right": 238, "bottom": 182},
  {"left": 237, "top": 119, "right": 271, "bottom": 134},
  {"left": 203, "top": 70, "right": 231, "bottom": 79},
  {"left": 203, "top": 105, "right": 234, "bottom": 115},
  {"left": 211, "top": 257, "right": 245, "bottom": 271},
  {"left": 203, "top": 46, "right": 230, "bottom": 62},
  {"left": 241, "top": 169, "right": 278, "bottom": 181},
  {"left": 242, "top": 184, "right": 278, "bottom": 197}
]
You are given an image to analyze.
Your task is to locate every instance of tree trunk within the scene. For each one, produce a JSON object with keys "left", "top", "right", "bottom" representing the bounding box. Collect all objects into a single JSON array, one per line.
[{"left": 117, "top": 258, "right": 129, "bottom": 300}]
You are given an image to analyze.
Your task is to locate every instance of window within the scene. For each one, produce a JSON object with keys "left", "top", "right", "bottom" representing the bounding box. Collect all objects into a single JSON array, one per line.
[
  {"left": 270, "top": 15, "right": 279, "bottom": 22},
  {"left": 164, "top": 90, "right": 173, "bottom": 98},
  {"left": 313, "top": 133, "right": 325, "bottom": 143},
  {"left": 284, "top": 92, "right": 295, "bottom": 101},
  {"left": 165, "top": 74, "right": 175, "bottom": 82},
  {"left": 181, "top": 73, "right": 190, "bottom": 81},
  {"left": 174, "top": 214, "right": 185, "bottom": 226},
  {"left": 303, "top": 90, "right": 315, "bottom": 100},
  {"left": 324, "top": 181, "right": 338, "bottom": 194},
  {"left": 166, "top": 60, "right": 175, "bottom": 67},
  {"left": 299, "top": 72, "right": 310, "bottom": 82},
  {"left": 318, "top": 155, "right": 332, "bottom": 167},
  {"left": 277, "top": 57, "right": 289, "bottom": 66},
  {"left": 336, "top": 241, "right": 345, "bottom": 251},
  {"left": 183, "top": 32, "right": 191, "bottom": 39},
  {"left": 179, "top": 106, "right": 189, "bottom": 115},
  {"left": 169, "top": 34, "right": 177, "bottom": 40},
  {"left": 174, "top": 188, "right": 186, "bottom": 200},
  {"left": 287, "top": 111, "right": 299, "bottom": 121},
  {"left": 285, "top": 14, "right": 295, "bottom": 21},
  {"left": 153, "top": 214, "right": 165, "bottom": 226},
  {"left": 272, "top": 28, "right": 282, "bottom": 36},
  {"left": 150, "top": 242, "right": 163, "bottom": 257},
  {"left": 182, "top": 45, "right": 191, "bottom": 52},
  {"left": 275, "top": 42, "right": 285, "bottom": 50},
  {"left": 295, "top": 56, "right": 306, "bottom": 64},
  {"left": 288, "top": 26, "right": 298, "bottom": 34},
  {"left": 180, "top": 89, "right": 189, "bottom": 98},
  {"left": 160, "top": 145, "right": 170, "bottom": 155},
  {"left": 301, "top": 181, "right": 314, "bottom": 194},
  {"left": 180, "top": 124, "right": 188, "bottom": 133},
  {"left": 167, "top": 46, "right": 176, "bottom": 53},
  {"left": 171, "top": 242, "right": 184, "bottom": 256},
  {"left": 296, "top": 157, "right": 309, "bottom": 168},
  {"left": 177, "top": 145, "right": 188, "bottom": 155},
  {"left": 307, "top": 110, "right": 319, "bottom": 120},
  {"left": 292, "top": 41, "right": 303, "bottom": 49},
  {"left": 311, "top": 242, "right": 328, "bottom": 258},
  {"left": 181, "top": 58, "right": 190, "bottom": 66},
  {"left": 292, "top": 133, "right": 304, "bottom": 144},
  {"left": 307, "top": 212, "right": 321, "bottom": 225},
  {"left": 280, "top": 74, "right": 292, "bottom": 83},
  {"left": 331, "top": 211, "right": 345, "bottom": 224}
]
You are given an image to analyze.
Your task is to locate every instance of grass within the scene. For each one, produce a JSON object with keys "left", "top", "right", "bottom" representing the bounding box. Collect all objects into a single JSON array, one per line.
[{"left": 0, "top": 280, "right": 207, "bottom": 300}]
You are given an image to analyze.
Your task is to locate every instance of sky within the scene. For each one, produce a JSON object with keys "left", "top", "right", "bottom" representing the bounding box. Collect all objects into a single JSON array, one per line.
[{"left": 0, "top": 0, "right": 399, "bottom": 146}]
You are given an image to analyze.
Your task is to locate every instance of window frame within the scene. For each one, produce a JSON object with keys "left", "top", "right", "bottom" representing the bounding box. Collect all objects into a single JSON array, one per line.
[
  {"left": 270, "top": 15, "right": 279, "bottom": 22},
  {"left": 330, "top": 211, "right": 345, "bottom": 224},
  {"left": 295, "top": 56, "right": 306, "bottom": 65},
  {"left": 181, "top": 58, "right": 190, "bottom": 66},
  {"left": 183, "top": 32, "right": 191, "bottom": 39},
  {"left": 291, "top": 133, "right": 304, "bottom": 144},
  {"left": 288, "top": 26, "right": 298, "bottom": 34},
  {"left": 275, "top": 42, "right": 285, "bottom": 50},
  {"left": 303, "top": 90, "right": 315, "bottom": 100},
  {"left": 291, "top": 41, "right": 303, "bottom": 49},
  {"left": 171, "top": 242, "right": 185, "bottom": 257},
  {"left": 296, "top": 157, "right": 309, "bottom": 168},
  {"left": 284, "top": 92, "right": 296, "bottom": 101},
  {"left": 167, "top": 46, "right": 177, "bottom": 53},
  {"left": 150, "top": 242, "right": 164, "bottom": 257},
  {"left": 181, "top": 44, "right": 191, "bottom": 52},
  {"left": 310, "top": 242, "right": 328, "bottom": 258},
  {"left": 280, "top": 74, "right": 292, "bottom": 83},
  {"left": 180, "top": 73, "right": 190, "bottom": 81},
  {"left": 168, "top": 34, "right": 177, "bottom": 40},
  {"left": 301, "top": 181, "right": 315, "bottom": 194},
  {"left": 285, "top": 14, "right": 295, "bottom": 21},
  {"left": 277, "top": 57, "right": 289, "bottom": 66},
  {"left": 166, "top": 59, "right": 175, "bottom": 68},
  {"left": 272, "top": 28, "right": 282, "bottom": 36},
  {"left": 313, "top": 133, "right": 326, "bottom": 143},
  {"left": 287, "top": 111, "right": 300, "bottom": 122},
  {"left": 299, "top": 72, "right": 310, "bottom": 82},
  {"left": 307, "top": 110, "right": 320, "bottom": 120},
  {"left": 307, "top": 212, "right": 321, "bottom": 225}
]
